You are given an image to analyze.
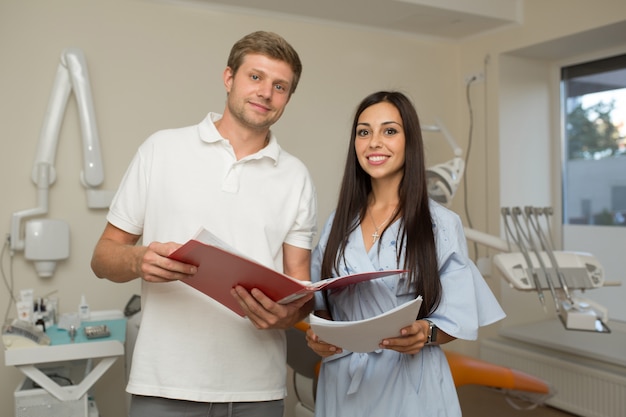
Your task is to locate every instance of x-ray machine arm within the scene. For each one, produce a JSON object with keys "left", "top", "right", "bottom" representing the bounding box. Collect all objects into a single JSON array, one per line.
[{"left": 10, "top": 48, "right": 113, "bottom": 275}]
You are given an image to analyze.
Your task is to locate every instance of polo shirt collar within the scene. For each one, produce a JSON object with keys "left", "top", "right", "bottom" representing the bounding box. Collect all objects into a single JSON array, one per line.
[{"left": 199, "top": 112, "right": 280, "bottom": 164}]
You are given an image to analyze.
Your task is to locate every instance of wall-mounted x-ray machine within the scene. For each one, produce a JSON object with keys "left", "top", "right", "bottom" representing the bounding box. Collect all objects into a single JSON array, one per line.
[
  {"left": 10, "top": 48, "right": 113, "bottom": 278},
  {"left": 423, "top": 125, "right": 618, "bottom": 334}
]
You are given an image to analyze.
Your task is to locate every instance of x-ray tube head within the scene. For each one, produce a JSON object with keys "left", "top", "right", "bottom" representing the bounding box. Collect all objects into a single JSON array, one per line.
[{"left": 24, "top": 219, "right": 70, "bottom": 278}]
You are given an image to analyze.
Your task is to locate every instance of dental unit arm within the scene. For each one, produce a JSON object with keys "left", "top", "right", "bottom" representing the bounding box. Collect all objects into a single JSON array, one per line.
[
  {"left": 423, "top": 123, "right": 615, "bottom": 333},
  {"left": 465, "top": 207, "right": 612, "bottom": 333},
  {"left": 10, "top": 48, "right": 113, "bottom": 276}
]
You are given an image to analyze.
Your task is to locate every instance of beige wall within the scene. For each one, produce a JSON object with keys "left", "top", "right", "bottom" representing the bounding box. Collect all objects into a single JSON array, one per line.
[{"left": 1, "top": 0, "right": 625, "bottom": 416}]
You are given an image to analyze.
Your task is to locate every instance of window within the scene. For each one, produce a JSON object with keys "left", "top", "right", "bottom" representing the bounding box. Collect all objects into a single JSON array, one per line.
[
  {"left": 560, "top": 53, "right": 626, "bottom": 323},
  {"left": 561, "top": 54, "right": 626, "bottom": 227}
]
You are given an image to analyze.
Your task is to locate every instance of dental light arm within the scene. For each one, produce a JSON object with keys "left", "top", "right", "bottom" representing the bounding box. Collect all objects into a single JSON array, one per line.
[
  {"left": 463, "top": 227, "right": 516, "bottom": 253},
  {"left": 422, "top": 118, "right": 463, "bottom": 157},
  {"left": 10, "top": 48, "right": 113, "bottom": 277}
]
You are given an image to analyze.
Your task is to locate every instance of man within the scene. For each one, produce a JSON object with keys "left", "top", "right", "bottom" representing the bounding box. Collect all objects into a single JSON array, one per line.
[{"left": 91, "top": 31, "right": 316, "bottom": 417}]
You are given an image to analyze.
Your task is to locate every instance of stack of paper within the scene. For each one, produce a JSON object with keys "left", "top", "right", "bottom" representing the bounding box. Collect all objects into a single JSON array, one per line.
[{"left": 308, "top": 296, "right": 423, "bottom": 353}]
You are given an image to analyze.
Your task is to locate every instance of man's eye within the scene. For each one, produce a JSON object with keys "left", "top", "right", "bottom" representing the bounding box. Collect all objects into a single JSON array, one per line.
[
  {"left": 275, "top": 84, "right": 285, "bottom": 91},
  {"left": 251, "top": 74, "right": 260, "bottom": 80}
]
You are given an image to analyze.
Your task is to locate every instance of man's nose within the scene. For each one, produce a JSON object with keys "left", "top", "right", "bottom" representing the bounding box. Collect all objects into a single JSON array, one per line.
[{"left": 257, "top": 81, "right": 273, "bottom": 99}]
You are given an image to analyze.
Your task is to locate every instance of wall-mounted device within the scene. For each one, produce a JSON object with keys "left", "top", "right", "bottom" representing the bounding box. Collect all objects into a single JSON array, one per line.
[
  {"left": 24, "top": 219, "right": 70, "bottom": 278},
  {"left": 10, "top": 48, "right": 113, "bottom": 278}
]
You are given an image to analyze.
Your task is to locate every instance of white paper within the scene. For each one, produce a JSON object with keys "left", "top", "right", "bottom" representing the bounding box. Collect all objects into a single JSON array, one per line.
[
  {"left": 308, "top": 296, "right": 422, "bottom": 353},
  {"left": 193, "top": 227, "right": 241, "bottom": 255}
]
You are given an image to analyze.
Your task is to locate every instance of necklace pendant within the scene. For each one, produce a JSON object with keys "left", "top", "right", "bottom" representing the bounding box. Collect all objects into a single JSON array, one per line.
[{"left": 372, "top": 230, "right": 380, "bottom": 243}]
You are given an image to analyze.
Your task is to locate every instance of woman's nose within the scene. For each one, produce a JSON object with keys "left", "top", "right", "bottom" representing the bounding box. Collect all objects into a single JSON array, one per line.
[{"left": 369, "top": 132, "right": 383, "bottom": 148}]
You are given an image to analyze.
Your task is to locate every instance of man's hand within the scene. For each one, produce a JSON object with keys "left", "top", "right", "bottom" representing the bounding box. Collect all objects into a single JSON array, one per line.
[
  {"left": 91, "top": 222, "right": 196, "bottom": 283},
  {"left": 138, "top": 241, "right": 197, "bottom": 283},
  {"left": 231, "top": 286, "right": 313, "bottom": 329}
]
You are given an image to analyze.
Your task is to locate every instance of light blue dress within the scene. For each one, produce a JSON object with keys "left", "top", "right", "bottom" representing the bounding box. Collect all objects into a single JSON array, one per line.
[{"left": 311, "top": 201, "right": 506, "bottom": 417}]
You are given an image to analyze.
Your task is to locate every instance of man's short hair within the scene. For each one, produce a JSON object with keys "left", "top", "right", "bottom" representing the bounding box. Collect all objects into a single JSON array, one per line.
[{"left": 227, "top": 31, "right": 302, "bottom": 95}]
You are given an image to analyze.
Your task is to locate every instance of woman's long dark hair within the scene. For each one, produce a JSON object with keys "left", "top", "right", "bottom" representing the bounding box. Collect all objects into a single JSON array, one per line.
[{"left": 320, "top": 91, "right": 441, "bottom": 318}]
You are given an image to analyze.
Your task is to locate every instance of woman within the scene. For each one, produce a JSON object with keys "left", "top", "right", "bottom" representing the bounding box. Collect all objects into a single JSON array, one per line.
[{"left": 306, "top": 91, "right": 505, "bottom": 416}]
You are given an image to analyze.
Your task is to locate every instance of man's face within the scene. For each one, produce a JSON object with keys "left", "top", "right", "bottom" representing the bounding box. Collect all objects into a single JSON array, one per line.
[{"left": 223, "top": 53, "right": 294, "bottom": 132}]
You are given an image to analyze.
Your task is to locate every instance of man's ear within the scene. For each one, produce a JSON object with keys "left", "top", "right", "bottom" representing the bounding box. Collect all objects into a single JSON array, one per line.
[{"left": 223, "top": 66, "right": 234, "bottom": 93}]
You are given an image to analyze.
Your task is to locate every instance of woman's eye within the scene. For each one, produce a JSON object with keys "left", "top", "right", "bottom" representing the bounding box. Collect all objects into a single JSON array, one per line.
[
  {"left": 384, "top": 128, "right": 398, "bottom": 135},
  {"left": 357, "top": 129, "right": 370, "bottom": 137}
]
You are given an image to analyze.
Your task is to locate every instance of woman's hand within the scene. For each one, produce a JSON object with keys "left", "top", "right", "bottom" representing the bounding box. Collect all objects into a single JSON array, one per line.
[{"left": 379, "top": 319, "right": 430, "bottom": 355}]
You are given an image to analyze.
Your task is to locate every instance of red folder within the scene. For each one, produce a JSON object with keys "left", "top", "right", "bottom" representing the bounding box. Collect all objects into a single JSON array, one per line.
[{"left": 168, "top": 230, "right": 406, "bottom": 317}]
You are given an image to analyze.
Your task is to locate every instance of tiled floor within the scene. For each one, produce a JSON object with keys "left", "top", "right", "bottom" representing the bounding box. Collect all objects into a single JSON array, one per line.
[{"left": 458, "top": 385, "right": 578, "bottom": 416}]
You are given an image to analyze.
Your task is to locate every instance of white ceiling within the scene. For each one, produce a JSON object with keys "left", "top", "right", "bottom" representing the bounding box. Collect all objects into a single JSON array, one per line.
[{"left": 167, "top": 0, "right": 523, "bottom": 40}]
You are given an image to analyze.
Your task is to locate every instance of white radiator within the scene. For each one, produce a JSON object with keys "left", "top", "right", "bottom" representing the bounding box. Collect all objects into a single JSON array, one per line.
[{"left": 481, "top": 337, "right": 626, "bottom": 417}]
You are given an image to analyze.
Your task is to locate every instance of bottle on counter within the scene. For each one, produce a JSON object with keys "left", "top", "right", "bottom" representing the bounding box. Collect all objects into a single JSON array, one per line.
[{"left": 78, "top": 294, "right": 90, "bottom": 321}]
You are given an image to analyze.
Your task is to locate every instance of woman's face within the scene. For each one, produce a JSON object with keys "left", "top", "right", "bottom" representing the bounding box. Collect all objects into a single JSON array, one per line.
[{"left": 354, "top": 101, "right": 406, "bottom": 183}]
